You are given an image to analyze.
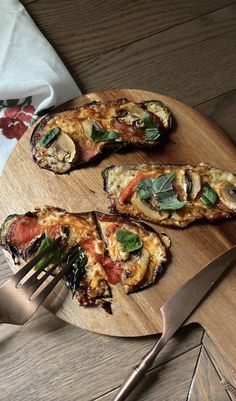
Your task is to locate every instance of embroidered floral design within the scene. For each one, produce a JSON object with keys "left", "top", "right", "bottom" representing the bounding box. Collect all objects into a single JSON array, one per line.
[{"left": 0, "top": 97, "right": 35, "bottom": 140}]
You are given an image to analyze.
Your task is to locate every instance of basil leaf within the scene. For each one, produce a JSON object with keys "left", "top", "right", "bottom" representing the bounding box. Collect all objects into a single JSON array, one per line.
[
  {"left": 145, "top": 127, "right": 161, "bottom": 141},
  {"left": 143, "top": 112, "right": 157, "bottom": 128},
  {"left": 91, "top": 125, "right": 120, "bottom": 142},
  {"left": 200, "top": 184, "right": 218, "bottom": 207},
  {"left": 116, "top": 229, "right": 143, "bottom": 253},
  {"left": 35, "top": 236, "right": 62, "bottom": 271},
  {"left": 152, "top": 172, "right": 175, "bottom": 193},
  {"left": 39, "top": 127, "right": 61, "bottom": 147},
  {"left": 136, "top": 173, "right": 175, "bottom": 200},
  {"left": 159, "top": 192, "right": 187, "bottom": 210},
  {"left": 64, "top": 246, "right": 87, "bottom": 294}
]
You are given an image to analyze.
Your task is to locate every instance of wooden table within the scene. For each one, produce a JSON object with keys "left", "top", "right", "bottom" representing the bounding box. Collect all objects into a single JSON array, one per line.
[{"left": 1, "top": 1, "right": 236, "bottom": 400}]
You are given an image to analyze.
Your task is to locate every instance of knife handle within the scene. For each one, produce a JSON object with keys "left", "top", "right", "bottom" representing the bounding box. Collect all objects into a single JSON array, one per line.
[{"left": 112, "top": 335, "right": 167, "bottom": 401}]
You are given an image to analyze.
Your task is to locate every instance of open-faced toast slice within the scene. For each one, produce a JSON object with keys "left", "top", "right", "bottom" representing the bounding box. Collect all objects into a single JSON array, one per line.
[
  {"left": 102, "top": 164, "right": 236, "bottom": 228},
  {"left": 31, "top": 99, "right": 172, "bottom": 174}
]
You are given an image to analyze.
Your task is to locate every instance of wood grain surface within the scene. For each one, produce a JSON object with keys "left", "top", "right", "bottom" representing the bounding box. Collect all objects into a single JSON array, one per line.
[
  {"left": 1, "top": 1, "right": 235, "bottom": 400},
  {"left": 1, "top": 88, "right": 235, "bottom": 367}
]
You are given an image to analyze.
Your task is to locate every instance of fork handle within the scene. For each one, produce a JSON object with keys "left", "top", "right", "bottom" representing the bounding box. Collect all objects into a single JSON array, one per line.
[{"left": 112, "top": 335, "right": 167, "bottom": 401}]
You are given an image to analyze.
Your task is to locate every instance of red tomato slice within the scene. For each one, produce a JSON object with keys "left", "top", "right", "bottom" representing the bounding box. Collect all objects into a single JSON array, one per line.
[
  {"left": 103, "top": 257, "right": 123, "bottom": 284},
  {"left": 106, "top": 223, "right": 118, "bottom": 237},
  {"left": 113, "top": 121, "right": 144, "bottom": 137},
  {"left": 45, "top": 225, "right": 62, "bottom": 239},
  {"left": 80, "top": 239, "right": 103, "bottom": 264},
  {"left": 9, "top": 216, "right": 43, "bottom": 247}
]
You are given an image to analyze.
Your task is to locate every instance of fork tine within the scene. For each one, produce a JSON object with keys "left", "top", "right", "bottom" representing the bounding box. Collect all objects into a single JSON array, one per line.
[
  {"left": 23, "top": 247, "right": 78, "bottom": 297},
  {"left": 33, "top": 252, "right": 79, "bottom": 305},
  {"left": 12, "top": 242, "right": 58, "bottom": 285}
]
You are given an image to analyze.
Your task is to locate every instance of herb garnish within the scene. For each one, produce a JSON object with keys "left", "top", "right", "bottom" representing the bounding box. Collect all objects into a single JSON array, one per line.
[
  {"left": 143, "top": 112, "right": 163, "bottom": 141},
  {"left": 200, "top": 183, "right": 218, "bottom": 207},
  {"left": 39, "top": 127, "right": 61, "bottom": 147},
  {"left": 35, "top": 236, "right": 63, "bottom": 271},
  {"left": 116, "top": 229, "right": 143, "bottom": 253},
  {"left": 145, "top": 127, "right": 161, "bottom": 141},
  {"left": 91, "top": 124, "right": 120, "bottom": 143},
  {"left": 136, "top": 172, "right": 187, "bottom": 210}
]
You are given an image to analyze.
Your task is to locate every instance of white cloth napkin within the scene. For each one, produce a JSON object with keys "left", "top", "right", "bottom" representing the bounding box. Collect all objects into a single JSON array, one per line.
[{"left": 0, "top": 0, "right": 81, "bottom": 174}]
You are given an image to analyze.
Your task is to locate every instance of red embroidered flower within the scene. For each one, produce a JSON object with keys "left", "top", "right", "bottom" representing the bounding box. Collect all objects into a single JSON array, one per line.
[{"left": 0, "top": 103, "right": 36, "bottom": 140}]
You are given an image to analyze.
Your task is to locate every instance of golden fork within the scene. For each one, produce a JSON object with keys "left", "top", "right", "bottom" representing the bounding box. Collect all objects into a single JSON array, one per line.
[{"left": 0, "top": 243, "right": 77, "bottom": 325}]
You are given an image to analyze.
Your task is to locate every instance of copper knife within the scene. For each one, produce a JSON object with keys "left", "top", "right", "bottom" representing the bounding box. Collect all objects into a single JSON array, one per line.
[{"left": 112, "top": 245, "right": 236, "bottom": 401}]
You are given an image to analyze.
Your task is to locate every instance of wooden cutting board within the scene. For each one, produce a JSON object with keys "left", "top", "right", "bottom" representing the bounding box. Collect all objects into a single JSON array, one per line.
[{"left": 0, "top": 89, "right": 235, "bottom": 368}]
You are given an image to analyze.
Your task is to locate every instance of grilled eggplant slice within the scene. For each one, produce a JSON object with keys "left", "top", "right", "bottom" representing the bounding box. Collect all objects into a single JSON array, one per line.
[
  {"left": 31, "top": 99, "right": 173, "bottom": 174},
  {"left": 0, "top": 206, "right": 171, "bottom": 309},
  {"left": 102, "top": 164, "right": 236, "bottom": 228},
  {"left": 95, "top": 212, "right": 170, "bottom": 293}
]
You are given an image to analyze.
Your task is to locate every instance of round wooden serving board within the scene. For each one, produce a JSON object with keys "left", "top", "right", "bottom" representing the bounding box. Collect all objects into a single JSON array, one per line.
[{"left": 0, "top": 89, "right": 235, "bottom": 366}]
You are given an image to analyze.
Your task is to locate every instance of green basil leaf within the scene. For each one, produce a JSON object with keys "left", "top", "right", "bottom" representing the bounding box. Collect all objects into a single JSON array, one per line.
[
  {"left": 200, "top": 184, "right": 218, "bottom": 207},
  {"left": 39, "top": 127, "right": 61, "bottom": 147},
  {"left": 35, "top": 236, "right": 62, "bottom": 271},
  {"left": 136, "top": 173, "right": 175, "bottom": 200},
  {"left": 91, "top": 125, "right": 120, "bottom": 142},
  {"left": 152, "top": 172, "right": 175, "bottom": 193},
  {"left": 116, "top": 229, "right": 143, "bottom": 253},
  {"left": 145, "top": 127, "right": 161, "bottom": 141},
  {"left": 143, "top": 112, "right": 157, "bottom": 128},
  {"left": 159, "top": 192, "right": 187, "bottom": 210}
]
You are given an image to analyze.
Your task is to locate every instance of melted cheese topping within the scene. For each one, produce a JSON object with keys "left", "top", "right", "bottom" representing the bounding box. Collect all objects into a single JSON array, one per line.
[
  {"left": 97, "top": 217, "right": 169, "bottom": 292},
  {"left": 105, "top": 164, "right": 236, "bottom": 227}
]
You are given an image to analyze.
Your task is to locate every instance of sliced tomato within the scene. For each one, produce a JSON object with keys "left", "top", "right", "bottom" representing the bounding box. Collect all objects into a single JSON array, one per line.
[
  {"left": 120, "top": 172, "right": 159, "bottom": 203},
  {"left": 103, "top": 257, "right": 123, "bottom": 284},
  {"left": 45, "top": 225, "right": 62, "bottom": 239},
  {"left": 8, "top": 216, "right": 43, "bottom": 247},
  {"left": 80, "top": 239, "right": 96, "bottom": 252},
  {"left": 80, "top": 239, "right": 104, "bottom": 264},
  {"left": 78, "top": 140, "right": 101, "bottom": 162},
  {"left": 106, "top": 223, "right": 118, "bottom": 237},
  {"left": 113, "top": 121, "right": 144, "bottom": 137}
]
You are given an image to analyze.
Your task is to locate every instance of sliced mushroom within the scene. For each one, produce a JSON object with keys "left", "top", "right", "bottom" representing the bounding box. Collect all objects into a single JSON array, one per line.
[
  {"left": 117, "top": 102, "right": 146, "bottom": 127},
  {"left": 218, "top": 182, "right": 236, "bottom": 210},
  {"left": 120, "top": 102, "right": 146, "bottom": 119},
  {"left": 144, "top": 100, "right": 172, "bottom": 130},
  {"left": 81, "top": 119, "right": 103, "bottom": 139},
  {"left": 184, "top": 171, "right": 201, "bottom": 200},
  {"left": 47, "top": 132, "right": 76, "bottom": 163},
  {"left": 131, "top": 193, "right": 169, "bottom": 221},
  {"left": 122, "top": 247, "right": 150, "bottom": 289}
]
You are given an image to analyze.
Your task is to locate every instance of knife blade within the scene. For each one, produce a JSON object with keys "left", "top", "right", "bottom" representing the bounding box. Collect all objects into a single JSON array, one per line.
[{"left": 112, "top": 245, "right": 236, "bottom": 401}]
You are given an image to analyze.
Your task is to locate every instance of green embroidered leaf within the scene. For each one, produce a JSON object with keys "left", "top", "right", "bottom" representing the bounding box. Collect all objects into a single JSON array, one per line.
[
  {"left": 91, "top": 125, "right": 120, "bottom": 142},
  {"left": 200, "top": 183, "right": 218, "bottom": 207},
  {"left": 39, "top": 127, "right": 61, "bottom": 147},
  {"left": 5, "top": 99, "right": 19, "bottom": 107},
  {"left": 145, "top": 127, "right": 161, "bottom": 141},
  {"left": 116, "top": 229, "right": 143, "bottom": 253},
  {"left": 20, "top": 96, "right": 32, "bottom": 106}
]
